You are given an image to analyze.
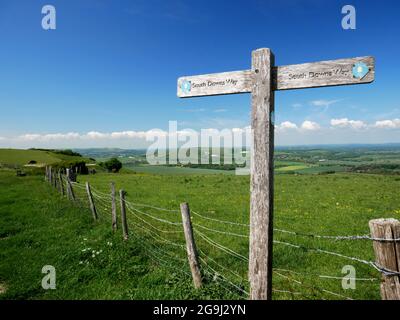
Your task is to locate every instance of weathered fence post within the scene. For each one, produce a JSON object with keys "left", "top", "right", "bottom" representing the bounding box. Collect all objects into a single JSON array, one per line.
[
  {"left": 66, "top": 169, "right": 75, "bottom": 201},
  {"left": 53, "top": 168, "right": 57, "bottom": 189},
  {"left": 58, "top": 171, "right": 65, "bottom": 196},
  {"left": 86, "top": 182, "right": 98, "bottom": 221},
  {"left": 53, "top": 168, "right": 58, "bottom": 190},
  {"left": 111, "top": 182, "right": 118, "bottom": 231},
  {"left": 119, "top": 190, "right": 129, "bottom": 240},
  {"left": 369, "top": 218, "right": 400, "bottom": 300},
  {"left": 45, "top": 166, "right": 49, "bottom": 182},
  {"left": 249, "top": 48, "right": 275, "bottom": 300},
  {"left": 49, "top": 166, "right": 53, "bottom": 186},
  {"left": 66, "top": 167, "right": 77, "bottom": 182},
  {"left": 65, "top": 170, "right": 71, "bottom": 199},
  {"left": 180, "top": 202, "right": 202, "bottom": 289}
]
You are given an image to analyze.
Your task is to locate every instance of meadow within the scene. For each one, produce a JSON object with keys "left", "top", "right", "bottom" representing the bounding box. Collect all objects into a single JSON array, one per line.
[
  {"left": 1, "top": 166, "right": 399, "bottom": 300},
  {"left": 0, "top": 149, "right": 93, "bottom": 168}
]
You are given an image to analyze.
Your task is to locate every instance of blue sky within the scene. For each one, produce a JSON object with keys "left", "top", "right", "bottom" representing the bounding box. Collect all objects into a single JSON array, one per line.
[{"left": 0, "top": 0, "right": 399, "bottom": 148}]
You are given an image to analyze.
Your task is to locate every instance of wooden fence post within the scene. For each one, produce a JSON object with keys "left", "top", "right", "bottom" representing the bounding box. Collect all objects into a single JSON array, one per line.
[
  {"left": 86, "top": 182, "right": 98, "bottom": 221},
  {"left": 66, "top": 167, "right": 77, "bottom": 182},
  {"left": 369, "top": 218, "right": 400, "bottom": 300},
  {"left": 120, "top": 190, "right": 129, "bottom": 240},
  {"left": 249, "top": 48, "right": 275, "bottom": 300},
  {"left": 49, "top": 166, "right": 53, "bottom": 186},
  {"left": 58, "top": 171, "right": 65, "bottom": 196},
  {"left": 53, "top": 168, "right": 58, "bottom": 190},
  {"left": 66, "top": 170, "right": 75, "bottom": 201},
  {"left": 45, "top": 166, "right": 48, "bottom": 182},
  {"left": 111, "top": 182, "right": 118, "bottom": 231},
  {"left": 180, "top": 202, "right": 202, "bottom": 289},
  {"left": 52, "top": 168, "right": 57, "bottom": 189}
]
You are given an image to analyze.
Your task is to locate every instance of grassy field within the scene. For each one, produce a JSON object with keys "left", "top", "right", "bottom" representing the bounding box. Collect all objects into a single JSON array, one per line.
[
  {"left": 0, "top": 149, "right": 62, "bottom": 166},
  {"left": 0, "top": 149, "right": 93, "bottom": 167},
  {"left": 125, "top": 164, "right": 235, "bottom": 175},
  {"left": 1, "top": 168, "right": 399, "bottom": 300},
  {"left": 0, "top": 171, "right": 227, "bottom": 299}
]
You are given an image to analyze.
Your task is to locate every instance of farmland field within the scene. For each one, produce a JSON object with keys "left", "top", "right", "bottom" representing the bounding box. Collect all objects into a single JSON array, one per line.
[
  {"left": 1, "top": 165, "right": 399, "bottom": 300},
  {"left": 125, "top": 164, "right": 235, "bottom": 175}
]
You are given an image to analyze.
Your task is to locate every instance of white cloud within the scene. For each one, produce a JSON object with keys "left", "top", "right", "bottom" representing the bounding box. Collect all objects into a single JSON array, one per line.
[
  {"left": 213, "top": 108, "right": 227, "bottom": 113},
  {"left": 310, "top": 99, "right": 341, "bottom": 108},
  {"left": 110, "top": 131, "right": 148, "bottom": 139},
  {"left": 18, "top": 132, "right": 80, "bottom": 141},
  {"left": 374, "top": 119, "right": 400, "bottom": 129},
  {"left": 85, "top": 131, "right": 108, "bottom": 139},
  {"left": 330, "top": 118, "right": 367, "bottom": 129},
  {"left": 292, "top": 103, "right": 302, "bottom": 108},
  {"left": 277, "top": 121, "right": 298, "bottom": 131},
  {"left": 300, "top": 120, "right": 320, "bottom": 131}
]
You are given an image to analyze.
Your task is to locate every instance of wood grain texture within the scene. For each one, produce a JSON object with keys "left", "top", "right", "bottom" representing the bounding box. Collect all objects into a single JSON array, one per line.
[
  {"left": 249, "top": 48, "right": 275, "bottom": 300},
  {"left": 180, "top": 202, "right": 202, "bottom": 289},
  {"left": 85, "top": 182, "right": 98, "bottom": 221},
  {"left": 369, "top": 218, "right": 400, "bottom": 300},
  {"left": 120, "top": 190, "right": 129, "bottom": 240},
  {"left": 111, "top": 182, "right": 118, "bottom": 231},
  {"left": 177, "top": 70, "right": 253, "bottom": 98},
  {"left": 273, "top": 56, "right": 375, "bottom": 90}
]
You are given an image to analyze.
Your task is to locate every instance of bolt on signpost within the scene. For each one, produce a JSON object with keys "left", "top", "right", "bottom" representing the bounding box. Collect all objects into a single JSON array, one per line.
[{"left": 177, "top": 49, "right": 375, "bottom": 300}]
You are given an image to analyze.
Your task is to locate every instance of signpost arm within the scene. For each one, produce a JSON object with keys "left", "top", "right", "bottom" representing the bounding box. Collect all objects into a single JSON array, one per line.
[{"left": 249, "top": 48, "right": 275, "bottom": 300}]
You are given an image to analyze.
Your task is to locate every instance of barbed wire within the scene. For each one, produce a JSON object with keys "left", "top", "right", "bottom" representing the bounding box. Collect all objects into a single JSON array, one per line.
[
  {"left": 194, "top": 229, "right": 248, "bottom": 262},
  {"left": 192, "top": 222, "right": 249, "bottom": 239},
  {"left": 125, "top": 205, "right": 183, "bottom": 235},
  {"left": 274, "top": 268, "right": 378, "bottom": 282},
  {"left": 191, "top": 210, "right": 249, "bottom": 227},
  {"left": 274, "top": 269, "right": 354, "bottom": 300},
  {"left": 198, "top": 248, "right": 245, "bottom": 282},
  {"left": 129, "top": 231, "right": 191, "bottom": 278},
  {"left": 199, "top": 257, "right": 249, "bottom": 296},
  {"left": 272, "top": 289, "right": 304, "bottom": 296},
  {"left": 128, "top": 217, "right": 186, "bottom": 251},
  {"left": 128, "top": 201, "right": 180, "bottom": 213},
  {"left": 66, "top": 182, "right": 400, "bottom": 242},
  {"left": 124, "top": 200, "right": 182, "bottom": 226},
  {"left": 49, "top": 176, "right": 400, "bottom": 298},
  {"left": 275, "top": 239, "right": 374, "bottom": 266},
  {"left": 274, "top": 228, "right": 400, "bottom": 242}
]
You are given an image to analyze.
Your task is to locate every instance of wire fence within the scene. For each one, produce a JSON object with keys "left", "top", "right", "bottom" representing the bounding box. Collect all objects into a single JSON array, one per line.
[{"left": 45, "top": 171, "right": 400, "bottom": 300}]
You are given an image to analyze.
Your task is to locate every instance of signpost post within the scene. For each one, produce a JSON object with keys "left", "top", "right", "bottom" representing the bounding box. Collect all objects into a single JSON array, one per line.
[{"left": 177, "top": 48, "right": 375, "bottom": 300}]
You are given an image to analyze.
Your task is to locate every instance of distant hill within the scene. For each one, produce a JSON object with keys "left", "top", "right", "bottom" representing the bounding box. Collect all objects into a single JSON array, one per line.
[{"left": 0, "top": 148, "right": 95, "bottom": 167}]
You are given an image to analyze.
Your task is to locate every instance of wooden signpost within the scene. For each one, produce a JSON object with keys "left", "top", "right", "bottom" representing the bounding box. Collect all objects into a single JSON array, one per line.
[{"left": 177, "top": 48, "right": 375, "bottom": 300}]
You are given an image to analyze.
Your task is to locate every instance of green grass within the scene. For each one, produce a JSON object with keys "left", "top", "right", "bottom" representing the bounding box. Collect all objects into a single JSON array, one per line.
[
  {"left": 1, "top": 170, "right": 400, "bottom": 300},
  {"left": 125, "top": 164, "right": 235, "bottom": 175},
  {"left": 0, "top": 149, "right": 93, "bottom": 167},
  {"left": 0, "top": 149, "right": 62, "bottom": 166},
  {"left": 0, "top": 171, "right": 235, "bottom": 300}
]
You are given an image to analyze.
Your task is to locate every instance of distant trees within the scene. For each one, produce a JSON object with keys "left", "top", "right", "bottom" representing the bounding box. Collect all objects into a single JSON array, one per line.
[
  {"left": 54, "top": 149, "right": 82, "bottom": 157},
  {"left": 348, "top": 164, "right": 400, "bottom": 174},
  {"left": 29, "top": 148, "right": 82, "bottom": 157},
  {"left": 53, "top": 160, "right": 89, "bottom": 175},
  {"left": 100, "top": 158, "right": 123, "bottom": 173}
]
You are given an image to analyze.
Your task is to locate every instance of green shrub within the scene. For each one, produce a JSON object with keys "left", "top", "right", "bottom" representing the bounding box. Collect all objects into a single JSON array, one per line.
[{"left": 100, "top": 158, "right": 123, "bottom": 173}]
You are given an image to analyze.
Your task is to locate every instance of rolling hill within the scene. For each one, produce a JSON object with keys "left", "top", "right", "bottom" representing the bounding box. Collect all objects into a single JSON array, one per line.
[{"left": 0, "top": 149, "right": 94, "bottom": 167}]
